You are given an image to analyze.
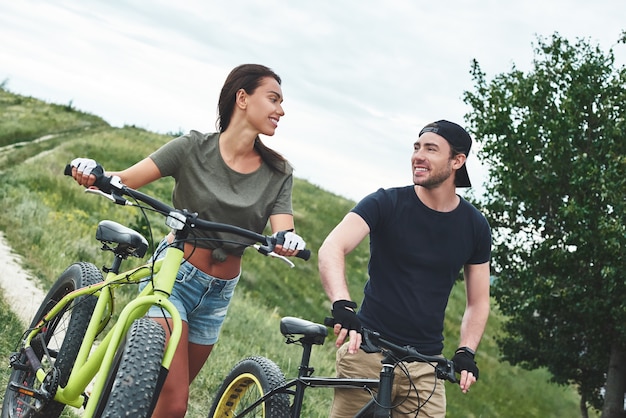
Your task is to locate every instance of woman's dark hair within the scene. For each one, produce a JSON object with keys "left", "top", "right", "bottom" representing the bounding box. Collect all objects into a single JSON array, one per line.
[{"left": 217, "top": 64, "right": 289, "bottom": 173}]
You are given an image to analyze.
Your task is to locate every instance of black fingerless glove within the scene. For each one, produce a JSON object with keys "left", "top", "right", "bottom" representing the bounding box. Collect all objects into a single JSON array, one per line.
[
  {"left": 90, "top": 165, "right": 116, "bottom": 194},
  {"left": 331, "top": 300, "right": 361, "bottom": 332},
  {"left": 452, "top": 347, "right": 479, "bottom": 380}
]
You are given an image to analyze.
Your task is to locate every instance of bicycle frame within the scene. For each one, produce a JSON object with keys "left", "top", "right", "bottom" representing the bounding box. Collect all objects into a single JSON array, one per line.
[
  {"left": 216, "top": 320, "right": 387, "bottom": 418},
  {"left": 231, "top": 357, "right": 398, "bottom": 417},
  {"left": 210, "top": 317, "right": 457, "bottom": 418},
  {"left": 237, "top": 375, "right": 383, "bottom": 418},
  {"left": 19, "top": 242, "right": 185, "bottom": 415}
]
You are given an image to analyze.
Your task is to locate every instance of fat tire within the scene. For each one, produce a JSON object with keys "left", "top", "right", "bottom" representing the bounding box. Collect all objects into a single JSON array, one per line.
[
  {"left": 1, "top": 262, "right": 101, "bottom": 418},
  {"left": 95, "top": 317, "right": 166, "bottom": 418},
  {"left": 208, "top": 356, "right": 290, "bottom": 418}
]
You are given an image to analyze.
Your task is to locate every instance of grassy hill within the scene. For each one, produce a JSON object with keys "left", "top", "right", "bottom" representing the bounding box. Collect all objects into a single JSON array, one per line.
[{"left": 0, "top": 86, "right": 589, "bottom": 417}]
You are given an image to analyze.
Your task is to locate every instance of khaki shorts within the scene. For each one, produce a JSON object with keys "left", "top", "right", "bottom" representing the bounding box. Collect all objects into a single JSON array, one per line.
[{"left": 329, "top": 343, "right": 446, "bottom": 418}]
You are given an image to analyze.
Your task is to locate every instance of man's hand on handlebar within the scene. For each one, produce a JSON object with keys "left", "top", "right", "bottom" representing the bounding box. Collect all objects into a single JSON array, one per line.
[
  {"left": 452, "top": 347, "right": 479, "bottom": 393},
  {"left": 329, "top": 300, "right": 362, "bottom": 353}
]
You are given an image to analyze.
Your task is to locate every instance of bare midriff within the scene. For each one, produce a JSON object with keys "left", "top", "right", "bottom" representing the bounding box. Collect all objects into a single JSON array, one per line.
[
  {"left": 182, "top": 242, "right": 242, "bottom": 280},
  {"left": 165, "top": 233, "right": 242, "bottom": 279}
]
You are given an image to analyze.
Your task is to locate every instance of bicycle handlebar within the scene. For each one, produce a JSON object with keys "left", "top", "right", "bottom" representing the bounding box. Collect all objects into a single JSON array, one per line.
[
  {"left": 323, "top": 317, "right": 457, "bottom": 383},
  {"left": 367, "top": 330, "right": 458, "bottom": 384},
  {"left": 64, "top": 165, "right": 311, "bottom": 261}
]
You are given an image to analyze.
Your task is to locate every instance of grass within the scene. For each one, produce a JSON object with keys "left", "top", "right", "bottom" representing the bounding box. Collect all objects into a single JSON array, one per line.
[
  {"left": 0, "top": 88, "right": 108, "bottom": 147},
  {"left": 0, "top": 86, "right": 597, "bottom": 417}
]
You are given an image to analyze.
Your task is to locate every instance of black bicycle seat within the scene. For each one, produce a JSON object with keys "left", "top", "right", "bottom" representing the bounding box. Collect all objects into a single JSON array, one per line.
[
  {"left": 96, "top": 220, "right": 149, "bottom": 258},
  {"left": 280, "top": 317, "right": 327, "bottom": 345}
]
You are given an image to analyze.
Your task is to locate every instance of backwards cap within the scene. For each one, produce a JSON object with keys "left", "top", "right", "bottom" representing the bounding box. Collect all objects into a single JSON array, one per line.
[{"left": 418, "top": 120, "right": 472, "bottom": 188}]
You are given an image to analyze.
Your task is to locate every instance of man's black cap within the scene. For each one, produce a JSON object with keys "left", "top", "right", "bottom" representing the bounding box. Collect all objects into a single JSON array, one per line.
[{"left": 418, "top": 120, "right": 472, "bottom": 188}]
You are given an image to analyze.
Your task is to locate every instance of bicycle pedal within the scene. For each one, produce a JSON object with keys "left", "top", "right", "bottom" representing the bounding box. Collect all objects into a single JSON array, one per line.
[{"left": 8, "top": 381, "right": 50, "bottom": 402}]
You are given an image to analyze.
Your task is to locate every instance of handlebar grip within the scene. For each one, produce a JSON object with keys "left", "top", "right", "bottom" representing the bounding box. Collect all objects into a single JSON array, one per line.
[
  {"left": 296, "top": 248, "right": 311, "bottom": 261},
  {"left": 64, "top": 164, "right": 113, "bottom": 193}
]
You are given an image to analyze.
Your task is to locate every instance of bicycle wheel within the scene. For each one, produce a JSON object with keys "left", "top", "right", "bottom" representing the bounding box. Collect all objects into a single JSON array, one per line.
[
  {"left": 208, "top": 356, "right": 290, "bottom": 418},
  {"left": 1, "top": 262, "right": 101, "bottom": 418},
  {"left": 94, "top": 317, "right": 166, "bottom": 418}
]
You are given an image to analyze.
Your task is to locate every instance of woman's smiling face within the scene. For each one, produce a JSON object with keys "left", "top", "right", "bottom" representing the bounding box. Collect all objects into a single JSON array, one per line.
[{"left": 244, "top": 76, "right": 284, "bottom": 136}]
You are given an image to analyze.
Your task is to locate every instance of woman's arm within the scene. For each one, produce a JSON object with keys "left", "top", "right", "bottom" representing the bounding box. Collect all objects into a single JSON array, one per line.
[{"left": 108, "top": 157, "right": 162, "bottom": 190}]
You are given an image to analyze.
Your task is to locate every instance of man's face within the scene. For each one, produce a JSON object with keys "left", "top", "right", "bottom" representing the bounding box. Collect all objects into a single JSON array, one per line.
[{"left": 411, "top": 133, "right": 456, "bottom": 189}]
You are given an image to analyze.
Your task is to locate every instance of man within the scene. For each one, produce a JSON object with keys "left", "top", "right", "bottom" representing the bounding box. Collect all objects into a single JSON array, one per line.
[{"left": 319, "top": 120, "right": 491, "bottom": 417}]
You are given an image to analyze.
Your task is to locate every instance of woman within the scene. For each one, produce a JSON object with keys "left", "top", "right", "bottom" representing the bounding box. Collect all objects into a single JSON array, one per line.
[{"left": 70, "top": 64, "right": 306, "bottom": 417}]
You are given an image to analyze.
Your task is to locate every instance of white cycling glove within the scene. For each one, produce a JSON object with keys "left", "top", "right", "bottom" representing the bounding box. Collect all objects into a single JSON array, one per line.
[
  {"left": 273, "top": 230, "right": 306, "bottom": 251},
  {"left": 71, "top": 158, "right": 99, "bottom": 176}
]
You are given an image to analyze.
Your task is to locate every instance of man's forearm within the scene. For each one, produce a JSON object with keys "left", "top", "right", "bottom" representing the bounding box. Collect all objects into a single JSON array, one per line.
[{"left": 459, "top": 302, "right": 490, "bottom": 351}]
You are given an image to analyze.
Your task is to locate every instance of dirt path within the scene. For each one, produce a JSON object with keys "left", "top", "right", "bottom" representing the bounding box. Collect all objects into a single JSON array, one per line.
[
  {"left": 0, "top": 231, "right": 45, "bottom": 324},
  {"left": 0, "top": 134, "right": 62, "bottom": 323}
]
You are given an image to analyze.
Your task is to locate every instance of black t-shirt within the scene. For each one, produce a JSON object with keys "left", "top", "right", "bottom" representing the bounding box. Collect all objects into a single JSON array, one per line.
[{"left": 352, "top": 186, "right": 491, "bottom": 355}]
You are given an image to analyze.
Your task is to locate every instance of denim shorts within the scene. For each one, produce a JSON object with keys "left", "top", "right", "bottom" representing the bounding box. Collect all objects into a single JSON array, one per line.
[{"left": 140, "top": 239, "right": 240, "bottom": 345}]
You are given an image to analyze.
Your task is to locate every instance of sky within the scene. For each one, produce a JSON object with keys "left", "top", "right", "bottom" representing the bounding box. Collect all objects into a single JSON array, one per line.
[{"left": 1, "top": 0, "right": 624, "bottom": 201}]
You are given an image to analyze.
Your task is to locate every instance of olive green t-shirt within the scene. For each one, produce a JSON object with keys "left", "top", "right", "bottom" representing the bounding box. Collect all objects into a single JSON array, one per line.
[{"left": 150, "top": 130, "right": 293, "bottom": 256}]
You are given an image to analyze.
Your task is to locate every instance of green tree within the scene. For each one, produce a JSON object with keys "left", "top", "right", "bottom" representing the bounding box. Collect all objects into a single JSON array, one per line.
[{"left": 464, "top": 32, "right": 626, "bottom": 417}]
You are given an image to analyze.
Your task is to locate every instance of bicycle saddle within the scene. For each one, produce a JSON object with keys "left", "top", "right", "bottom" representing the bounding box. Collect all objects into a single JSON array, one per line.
[
  {"left": 96, "top": 220, "right": 149, "bottom": 258},
  {"left": 280, "top": 317, "right": 327, "bottom": 345}
]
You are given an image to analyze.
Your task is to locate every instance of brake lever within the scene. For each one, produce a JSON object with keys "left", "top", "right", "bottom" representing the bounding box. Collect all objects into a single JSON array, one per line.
[
  {"left": 253, "top": 244, "right": 295, "bottom": 268},
  {"left": 84, "top": 188, "right": 132, "bottom": 206}
]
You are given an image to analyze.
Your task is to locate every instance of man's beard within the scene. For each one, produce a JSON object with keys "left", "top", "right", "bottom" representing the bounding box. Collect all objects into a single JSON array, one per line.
[{"left": 413, "top": 161, "right": 453, "bottom": 189}]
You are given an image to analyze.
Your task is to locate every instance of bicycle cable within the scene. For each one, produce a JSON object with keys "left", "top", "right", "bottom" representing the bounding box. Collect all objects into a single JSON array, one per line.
[{"left": 369, "top": 352, "right": 441, "bottom": 417}]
